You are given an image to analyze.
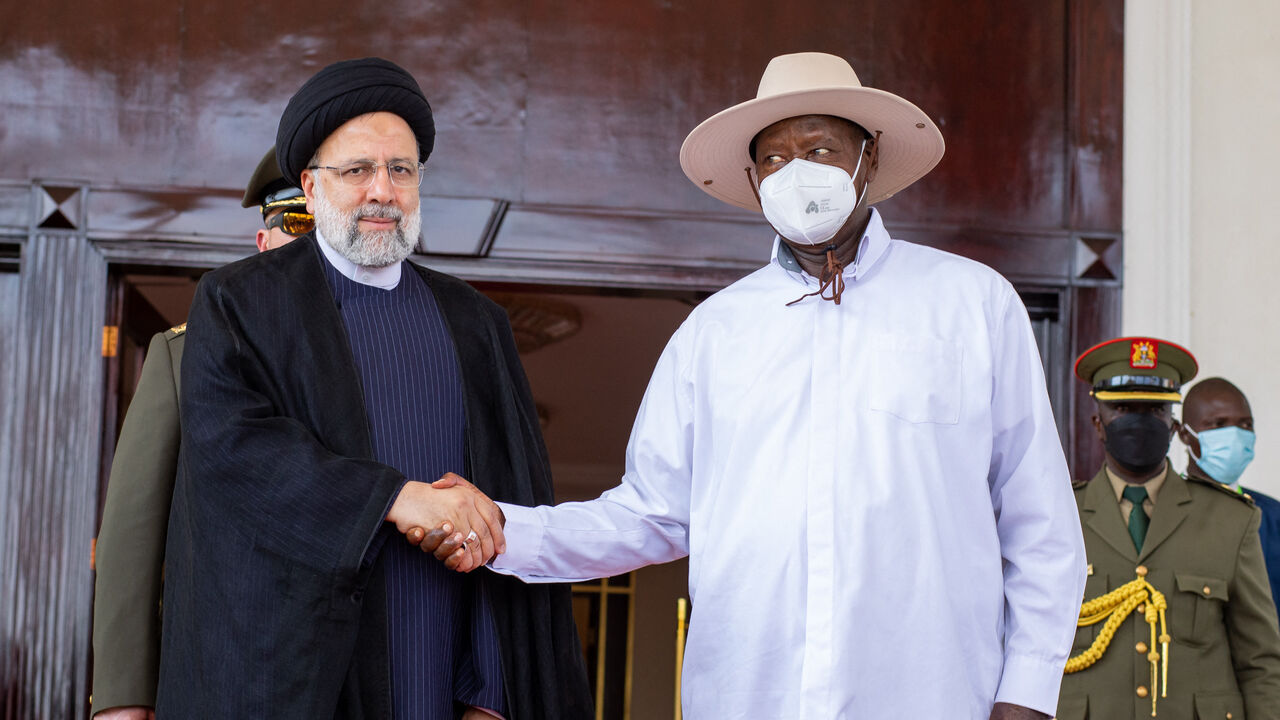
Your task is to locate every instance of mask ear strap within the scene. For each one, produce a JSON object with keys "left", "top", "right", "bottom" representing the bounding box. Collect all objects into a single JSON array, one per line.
[{"left": 850, "top": 133, "right": 877, "bottom": 212}]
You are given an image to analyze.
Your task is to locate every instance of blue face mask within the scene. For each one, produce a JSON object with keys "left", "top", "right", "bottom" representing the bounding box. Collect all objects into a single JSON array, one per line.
[{"left": 1187, "top": 425, "right": 1256, "bottom": 485}]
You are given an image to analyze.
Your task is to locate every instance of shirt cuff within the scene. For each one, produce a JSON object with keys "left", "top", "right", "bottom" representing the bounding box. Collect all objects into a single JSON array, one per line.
[
  {"left": 993, "top": 654, "right": 1065, "bottom": 716},
  {"left": 489, "top": 502, "right": 543, "bottom": 574},
  {"left": 468, "top": 708, "right": 504, "bottom": 719}
]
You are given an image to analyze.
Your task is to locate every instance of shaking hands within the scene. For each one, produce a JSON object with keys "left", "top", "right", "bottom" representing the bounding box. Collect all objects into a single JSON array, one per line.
[{"left": 385, "top": 472, "right": 505, "bottom": 572}]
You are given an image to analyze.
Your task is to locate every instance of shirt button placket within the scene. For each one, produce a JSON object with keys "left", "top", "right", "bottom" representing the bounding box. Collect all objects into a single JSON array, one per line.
[{"left": 798, "top": 299, "right": 839, "bottom": 714}]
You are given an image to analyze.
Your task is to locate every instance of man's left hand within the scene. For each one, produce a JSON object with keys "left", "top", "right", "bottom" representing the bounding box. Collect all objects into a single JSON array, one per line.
[{"left": 990, "top": 702, "right": 1050, "bottom": 720}]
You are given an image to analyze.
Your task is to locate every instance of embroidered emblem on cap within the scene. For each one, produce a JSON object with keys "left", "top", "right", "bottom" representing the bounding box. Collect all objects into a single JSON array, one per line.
[{"left": 1130, "top": 340, "right": 1158, "bottom": 369}]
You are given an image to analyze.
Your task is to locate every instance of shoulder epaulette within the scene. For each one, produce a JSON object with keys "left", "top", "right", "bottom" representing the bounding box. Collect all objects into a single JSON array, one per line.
[
  {"left": 166, "top": 322, "right": 187, "bottom": 337},
  {"left": 1072, "top": 479, "right": 1090, "bottom": 491},
  {"left": 1184, "top": 473, "right": 1255, "bottom": 505}
]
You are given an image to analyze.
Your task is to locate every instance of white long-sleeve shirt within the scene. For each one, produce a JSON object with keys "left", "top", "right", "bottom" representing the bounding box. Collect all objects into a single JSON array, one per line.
[{"left": 492, "top": 209, "right": 1086, "bottom": 719}]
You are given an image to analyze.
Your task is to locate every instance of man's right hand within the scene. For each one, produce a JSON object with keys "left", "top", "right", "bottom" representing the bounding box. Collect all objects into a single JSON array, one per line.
[
  {"left": 386, "top": 473, "right": 504, "bottom": 570},
  {"left": 94, "top": 707, "right": 154, "bottom": 720}
]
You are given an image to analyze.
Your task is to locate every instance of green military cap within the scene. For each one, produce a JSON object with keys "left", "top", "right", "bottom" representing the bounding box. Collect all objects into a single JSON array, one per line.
[
  {"left": 1074, "top": 336, "right": 1199, "bottom": 402},
  {"left": 241, "top": 147, "right": 307, "bottom": 212}
]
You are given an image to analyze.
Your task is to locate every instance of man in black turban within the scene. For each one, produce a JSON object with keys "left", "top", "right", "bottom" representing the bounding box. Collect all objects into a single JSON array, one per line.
[{"left": 158, "top": 57, "right": 593, "bottom": 720}]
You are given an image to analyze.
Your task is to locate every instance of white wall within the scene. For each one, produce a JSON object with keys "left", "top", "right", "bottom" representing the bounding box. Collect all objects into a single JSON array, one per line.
[{"left": 1125, "top": 0, "right": 1280, "bottom": 495}]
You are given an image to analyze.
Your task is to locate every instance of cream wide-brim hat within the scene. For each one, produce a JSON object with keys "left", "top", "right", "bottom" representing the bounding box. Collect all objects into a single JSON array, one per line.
[{"left": 679, "top": 52, "right": 945, "bottom": 212}]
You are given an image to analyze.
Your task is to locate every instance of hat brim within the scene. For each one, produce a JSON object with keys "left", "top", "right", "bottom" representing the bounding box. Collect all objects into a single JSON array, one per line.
[
  {"left": 679, "top": 86, "right": 945, "bottom": 212},
  {"left": 1092, "top": 390, "right": 1184, "bottom": 403}
]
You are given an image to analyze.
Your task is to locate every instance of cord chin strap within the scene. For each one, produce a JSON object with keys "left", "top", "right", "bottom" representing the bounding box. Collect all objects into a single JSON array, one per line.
[
  {"left": 785, "top": 245, "right": 845, "bottom": 306},
  {"left": 742, "top": 164, "right": 858, "bottom": 307}
]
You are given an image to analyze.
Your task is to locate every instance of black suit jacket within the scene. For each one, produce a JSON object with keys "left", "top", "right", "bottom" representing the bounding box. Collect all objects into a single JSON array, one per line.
[{"left": 158, "top": 235, "right": 592, "bottom": 719}]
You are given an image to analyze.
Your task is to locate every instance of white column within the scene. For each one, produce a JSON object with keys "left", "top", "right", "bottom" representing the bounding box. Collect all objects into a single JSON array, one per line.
[
  {"left": 1124, "top": 0, "right": 1280, "bottom": 493},
  {"left": 1122, "top": 0, "right": 1192, "bottom": 345}
]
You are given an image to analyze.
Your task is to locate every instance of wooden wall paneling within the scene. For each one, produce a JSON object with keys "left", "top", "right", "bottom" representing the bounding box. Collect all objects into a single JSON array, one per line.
[
  {"left": 0, "top": 234, "right": 107, "bottom": 719},
  {"left": 0, "top": 184, "right": 31, "bottom": 233},
  {"left": 97, "top": 271, "right": 126, "bottom": 528},
  {"left": 892, "top": 226, "right": 1076, "bottom": 285},
  {"left": 870, "top": 0, "right": 1069, "bottom": 229},
  {"left": 0, "top": 254, "right": 22, "bottom": 716},
  {"left": 1018, "top": 286, "right": 1072, "bottom": 453},
  {"left": 1062, "top": 0, "right": 1125, "bottom": 479},
  {"left": 1068, "top": 0, "right": 1126, "bottom": 231},
  {"left": 86, "top": 188, "right": 260, "bottom": 247},
  {"left": 519, "top": 0, "right": 878, "bottom": 213},
  {"left": 491, "top": 206, "right": 767, "bottom": 271},
  {"left": 1068, "top": 284, "right": 1122, "bottom": 479}
]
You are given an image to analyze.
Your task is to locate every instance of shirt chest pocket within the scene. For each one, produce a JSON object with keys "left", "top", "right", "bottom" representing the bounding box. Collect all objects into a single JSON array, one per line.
[
  {"left": 867, "top": 333, "right": 963, "bottom": 424},
  {"left": 1171, "top": 573, "right": 1229, "bottom": 646}
]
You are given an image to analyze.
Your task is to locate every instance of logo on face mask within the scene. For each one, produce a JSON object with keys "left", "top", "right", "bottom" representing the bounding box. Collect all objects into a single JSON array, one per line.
[{"left": 805, "top": 201, "right": 819, "bottom": 214}]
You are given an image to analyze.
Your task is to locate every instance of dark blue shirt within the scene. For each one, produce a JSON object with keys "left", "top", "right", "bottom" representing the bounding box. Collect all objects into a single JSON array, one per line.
[{"left": 325, "top": 257, "right": 506, "bottom": 719}]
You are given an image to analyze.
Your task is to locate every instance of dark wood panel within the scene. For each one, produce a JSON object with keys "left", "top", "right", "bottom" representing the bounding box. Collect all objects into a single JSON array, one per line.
[
  {"left": 893, "top": 226, "right": 1076, "bottom": 282},
  {"left": 869, "top": 0, "right": 1069, "bottom": 228},
  {"left": 1069, "top": 284, "right": 1122, "bottom": 479},
  {"left": 0, "top": 234, "right": 106, "bottom": 719},
  {"left": 0, "top": 184, "right": 30, "bottom": 231},
  {"left": 1069, "top": 0, "right": 1125, "bottom": 230},
  {"left": 87, "top": 188, "right": 256, "bottom": 243},
  {"left": 1, "top": 0, "right": 1088, "bottom": 237}
]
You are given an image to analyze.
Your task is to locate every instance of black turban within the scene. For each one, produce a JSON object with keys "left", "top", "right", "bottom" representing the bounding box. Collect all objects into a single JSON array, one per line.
[{"left": 275, "top": 57, "right": 435, "bottom": 187}]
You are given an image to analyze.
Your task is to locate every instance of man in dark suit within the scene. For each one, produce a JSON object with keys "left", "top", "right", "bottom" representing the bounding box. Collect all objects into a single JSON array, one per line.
[
  {"left": 90, "top": 148, "right": 312, "bottom": 720},
  {"left": 156, "top": 57, "right": 591, "bottom": 719}
]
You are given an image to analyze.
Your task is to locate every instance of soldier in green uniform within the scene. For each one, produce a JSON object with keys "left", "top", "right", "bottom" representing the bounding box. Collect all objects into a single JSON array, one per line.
[
  {"left": 1056, "top": 336, "right": 1280, "bottom": 720},
  {"left": 89, "top": 149, "right": 313, "bottom": 719}
]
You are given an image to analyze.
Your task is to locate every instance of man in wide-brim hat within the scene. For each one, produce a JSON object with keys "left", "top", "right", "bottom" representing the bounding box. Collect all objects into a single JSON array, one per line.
[{"left": 488, "top": 52, "right": 1085, "bottom": 719}]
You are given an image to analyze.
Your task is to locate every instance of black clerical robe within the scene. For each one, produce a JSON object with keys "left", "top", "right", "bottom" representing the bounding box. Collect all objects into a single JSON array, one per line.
[{"left": 157, "top": 235, "right": 592, "bottom": 719}]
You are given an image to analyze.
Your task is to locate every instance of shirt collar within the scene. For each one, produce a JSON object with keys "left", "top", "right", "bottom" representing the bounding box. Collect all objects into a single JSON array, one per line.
[
  {"left": 315, "top": 228, "right": 402, "bottom": 290},
  {"left": 1106, "top": 463, "right": 1167, "bottom": 506},
  {"left": 769, "top": 207, "right": 891, "bottom": 286}
]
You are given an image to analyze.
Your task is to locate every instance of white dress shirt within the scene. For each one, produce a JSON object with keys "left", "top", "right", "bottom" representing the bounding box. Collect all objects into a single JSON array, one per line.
[{"left": 492, "top": 209, "right": 1086, "bottom": 719}]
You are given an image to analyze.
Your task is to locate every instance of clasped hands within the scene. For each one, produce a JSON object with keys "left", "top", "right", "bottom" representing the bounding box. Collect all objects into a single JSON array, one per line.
[{"left": 385, "top": 472, "right": 504, "bottom": 572}]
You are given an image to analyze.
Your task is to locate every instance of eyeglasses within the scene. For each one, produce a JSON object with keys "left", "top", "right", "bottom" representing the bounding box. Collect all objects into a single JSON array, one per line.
[
  {"left": 307, "top": 161, "right": 426, "bottom": 188},
  {"left": 265, "top": 210, "right": 315, "bottom": 236}
]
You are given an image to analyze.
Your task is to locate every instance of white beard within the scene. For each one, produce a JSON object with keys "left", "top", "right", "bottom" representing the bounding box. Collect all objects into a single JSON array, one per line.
[{"left": 312, "top": 182, "right": 421, "bottom": 268}]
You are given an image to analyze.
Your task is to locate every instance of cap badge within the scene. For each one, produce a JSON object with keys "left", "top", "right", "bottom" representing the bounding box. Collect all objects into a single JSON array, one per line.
[{"left": 1130, "top": 340, "right": 1158, "bottom": 369}]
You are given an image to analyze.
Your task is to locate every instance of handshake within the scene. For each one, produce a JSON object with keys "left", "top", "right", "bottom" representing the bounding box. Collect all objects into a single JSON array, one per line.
[{"left": 385, "top": 472, "right": 505, "bottom": 572}]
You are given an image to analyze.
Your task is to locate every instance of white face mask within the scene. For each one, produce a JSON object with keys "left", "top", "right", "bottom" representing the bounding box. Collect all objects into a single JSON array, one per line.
[{"left": 757, "top": 139, "right": 868, "bottom": 246}]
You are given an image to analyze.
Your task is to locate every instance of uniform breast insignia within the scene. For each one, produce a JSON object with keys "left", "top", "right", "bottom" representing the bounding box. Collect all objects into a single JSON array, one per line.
[
  {"left": 167, "top": 322, "right": 187, "bottom": 337},
  {"left": 1066, "top": 571, "right": 1171, "bottom": 717}
]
